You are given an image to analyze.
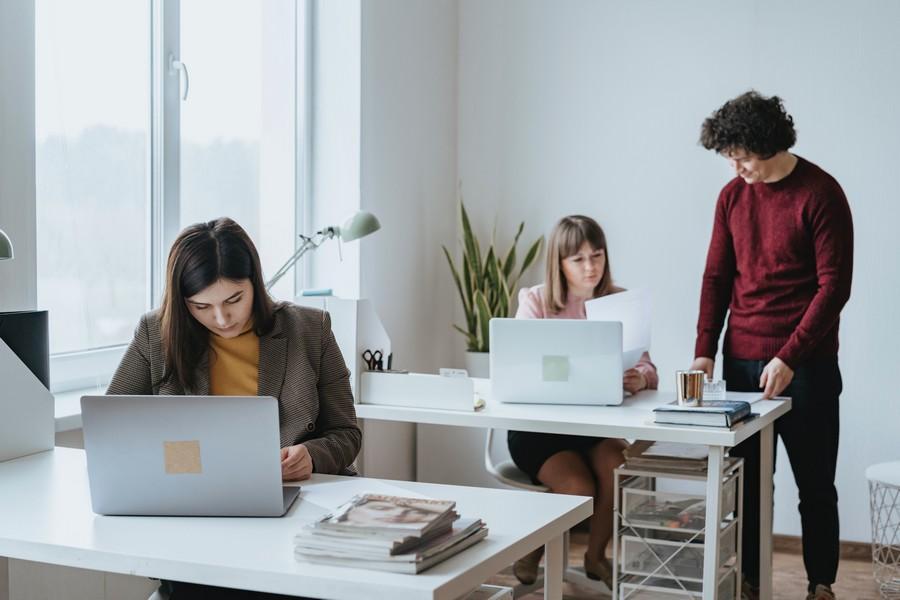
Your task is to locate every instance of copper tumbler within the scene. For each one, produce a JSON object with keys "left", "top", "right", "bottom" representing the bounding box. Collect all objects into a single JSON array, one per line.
[{"left": 675, "top": 370, "right": 706, "bottom": 406}]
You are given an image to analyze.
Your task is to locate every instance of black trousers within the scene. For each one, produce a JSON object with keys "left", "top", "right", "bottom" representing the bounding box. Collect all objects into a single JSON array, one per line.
[{"left": 724, "top": 356, "right": 842, "bottom": 591}]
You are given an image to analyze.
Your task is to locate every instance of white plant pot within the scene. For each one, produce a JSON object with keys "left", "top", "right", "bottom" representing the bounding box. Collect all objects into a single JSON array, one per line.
[{"left": 465, "top": 351, "right": 490, "bottom": 378}]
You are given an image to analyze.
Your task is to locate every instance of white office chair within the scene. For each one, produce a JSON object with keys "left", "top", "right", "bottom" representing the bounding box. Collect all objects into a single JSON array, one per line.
[
  {"left": 483, "top": 429, "right": 610, "bottom": 597},
  {"left": 483, "top": 428, "right": 550, "bottom": 493},
  {"left": 147, "top": 581, "right": 171, "bottom": 600}
]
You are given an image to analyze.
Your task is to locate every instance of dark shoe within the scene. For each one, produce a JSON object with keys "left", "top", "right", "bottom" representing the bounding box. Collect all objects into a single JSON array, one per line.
[
  {"left": 583, "top": 553, "right": 613, "bottom": 589},
  {"left": 512, "top": 546, "right": 544, "bottom": 585},
  {"left": 806, "top": 584, "right": 836, "bottom": 600}
]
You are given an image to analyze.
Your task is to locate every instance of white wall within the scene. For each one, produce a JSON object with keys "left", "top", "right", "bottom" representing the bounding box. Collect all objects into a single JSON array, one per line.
[
  {"left": 0, "top": 0, "right": 37, "bottom": 314},
  {"left": 0, "top": 2, "right": 36, "bottom": 596},
  {"left": 458, "top": 0, "right": 900, "bottom": 542},
  {"left": 358, "top": 0, "right": 460, "bottom": 481},
  {"left": 360, "top": 0, "right": 458, "bottom": 375},
  {"left": 310, "top": 0, "right": 362, "bottom": 299}
]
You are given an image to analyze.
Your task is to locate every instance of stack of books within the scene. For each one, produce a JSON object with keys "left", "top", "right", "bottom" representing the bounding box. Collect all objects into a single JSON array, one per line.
[
  {"left": 294, "top": 493, "right": 488, "bottom": 573},
  {"left": 653, "top": 399, "right": 752, "bottom": 427}
]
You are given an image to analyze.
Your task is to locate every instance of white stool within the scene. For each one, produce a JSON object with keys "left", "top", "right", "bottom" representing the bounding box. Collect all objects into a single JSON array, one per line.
[{"left": 867, "top": 461, "right": 900, "bottom": 599}]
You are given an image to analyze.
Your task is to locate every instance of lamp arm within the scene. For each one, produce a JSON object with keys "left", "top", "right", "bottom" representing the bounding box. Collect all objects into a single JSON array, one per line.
[{"left": 265, "top": 227, "right": 338, "bottom": 292}]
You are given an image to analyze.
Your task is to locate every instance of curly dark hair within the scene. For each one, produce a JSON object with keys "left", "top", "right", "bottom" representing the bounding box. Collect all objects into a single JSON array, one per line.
[{"left": 699, "top": 91, "right": 796, "bottom": 158}]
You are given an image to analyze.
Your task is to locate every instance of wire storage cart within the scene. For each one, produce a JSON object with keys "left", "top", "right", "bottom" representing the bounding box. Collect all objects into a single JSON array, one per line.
[
  {"left": 867, "top": 461, "right": 900, "bottom": 600},
  {"left": 612, "top": 455, "right": 744, "bottom": 599}
]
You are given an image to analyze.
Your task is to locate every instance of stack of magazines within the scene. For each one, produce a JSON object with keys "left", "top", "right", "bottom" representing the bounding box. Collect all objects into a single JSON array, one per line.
[
  {"left": 624, "top": 441, "right": 710, "bottom": 472},
  {"left": 294, "top": 494, "right": 488, "bottom": 573}
]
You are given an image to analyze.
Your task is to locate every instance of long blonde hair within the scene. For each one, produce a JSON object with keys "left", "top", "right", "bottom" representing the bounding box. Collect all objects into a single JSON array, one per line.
[{"left": 545, "top": 215, "right": 614, "bottom": 314}]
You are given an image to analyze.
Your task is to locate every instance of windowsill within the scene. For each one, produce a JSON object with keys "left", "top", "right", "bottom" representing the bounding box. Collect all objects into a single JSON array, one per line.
[{"left": 54, "top": 386, "right": 104, "bottom": 433}]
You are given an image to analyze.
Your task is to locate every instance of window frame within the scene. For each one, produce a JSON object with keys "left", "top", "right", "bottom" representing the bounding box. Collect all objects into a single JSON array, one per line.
[{"left": 44, "top": 0, "right": 312, "bottom": 394}]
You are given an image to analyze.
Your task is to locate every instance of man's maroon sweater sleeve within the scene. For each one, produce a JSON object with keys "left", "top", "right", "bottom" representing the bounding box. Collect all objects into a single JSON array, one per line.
[
  {"left": 694, "top": 191, "right": 735, "bottom": 360},
  {"left": 775, "top": 191, "right": 854, "bottom": 368}
]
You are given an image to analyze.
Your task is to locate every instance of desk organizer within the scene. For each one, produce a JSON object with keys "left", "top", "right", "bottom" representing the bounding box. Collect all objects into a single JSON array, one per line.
[
  {"left": 359, "top": 371, "right": 477, "bottom": 411},
  {"left": 613, "top": 456, "right": 744, "bottom": 599}
]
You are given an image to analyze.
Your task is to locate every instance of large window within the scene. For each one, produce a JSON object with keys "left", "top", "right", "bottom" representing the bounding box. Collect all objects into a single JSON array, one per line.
[
  {"left": 36, "top": 0, "right": 308, "bottom": 392},
  {"left": 35, "top": 0, "right": 151, "bottom": 358},
  {"left": 179, "top": 0, "right": 298, "bottom": 298}
]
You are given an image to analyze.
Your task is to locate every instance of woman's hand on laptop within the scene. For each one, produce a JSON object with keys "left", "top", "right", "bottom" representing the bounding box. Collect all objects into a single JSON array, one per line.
[
  {"left": 623, "top": 368, "right": 648, "bottom": 394},
  {"left": 281, "top": 444, "right": 313, "bottom": 481}
]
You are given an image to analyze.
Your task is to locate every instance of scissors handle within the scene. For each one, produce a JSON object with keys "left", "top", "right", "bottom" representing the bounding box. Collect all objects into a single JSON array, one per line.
[{"left": 362, "top": 349, "right": 383, "bottom": 371}]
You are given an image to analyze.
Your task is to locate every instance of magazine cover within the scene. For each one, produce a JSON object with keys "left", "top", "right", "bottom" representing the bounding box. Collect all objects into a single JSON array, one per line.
[
  {"left": 318, "top": 494, "right": 457, "bottom": 534},
  {"left": 627, "top": 497, "right": 707, "bottom": 530}
]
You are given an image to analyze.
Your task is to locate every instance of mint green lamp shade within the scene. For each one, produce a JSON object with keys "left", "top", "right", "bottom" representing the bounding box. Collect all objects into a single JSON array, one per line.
[
  {"left": 264, "top": 210, "right": 381, "bottom": 291},
  {"left": 0, "top": 228, "right": 13, "bottom": 261},
  {"left": 336, "top": 211, "right": 381, "bottom": 242}
]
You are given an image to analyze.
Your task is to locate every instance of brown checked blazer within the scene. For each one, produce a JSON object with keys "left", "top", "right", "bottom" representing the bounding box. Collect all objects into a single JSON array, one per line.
[{"left": 106, "top": 302, "right": 361, "bottom": 474}]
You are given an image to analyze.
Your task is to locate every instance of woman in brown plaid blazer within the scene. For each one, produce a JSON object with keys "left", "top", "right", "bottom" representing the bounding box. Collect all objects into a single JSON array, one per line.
[
  {"left": 107, "top": 217, "right": 361, "bottom": 480},
  {"left": 108, "top": 218, "right": 360, "bottom": 599}
]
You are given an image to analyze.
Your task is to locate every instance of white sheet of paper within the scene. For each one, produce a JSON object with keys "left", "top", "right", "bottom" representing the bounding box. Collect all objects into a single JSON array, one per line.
[
  {"left": 299, "top": 478, "right": 430, "bottom": 512},
  {"left": 585, "top": 288, "right": 652, "bottom": 368}
]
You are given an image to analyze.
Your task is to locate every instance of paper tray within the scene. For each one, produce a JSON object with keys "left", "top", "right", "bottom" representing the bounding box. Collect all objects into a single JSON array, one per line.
[{"left": 359, "top": 371, "right": 476, "bottom": 411}]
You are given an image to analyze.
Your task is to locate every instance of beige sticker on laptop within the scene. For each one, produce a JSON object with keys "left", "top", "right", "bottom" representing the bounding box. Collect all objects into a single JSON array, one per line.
[{"left": 163, "top": 440, "right": 202, "bottom": 474}]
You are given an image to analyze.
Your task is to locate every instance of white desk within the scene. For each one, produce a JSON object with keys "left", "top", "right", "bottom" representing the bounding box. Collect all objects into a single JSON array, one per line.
[
  {"left": 0, "top": 448, "right": 591, "bottom": 600},
  {"left": 357, "top": 389, "right": 791, "bottom": 600}
]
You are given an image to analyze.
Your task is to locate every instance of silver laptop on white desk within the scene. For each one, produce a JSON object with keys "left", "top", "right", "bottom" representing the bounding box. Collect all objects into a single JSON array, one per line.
[
  {"left": 81, "top": 395, "right": 301, "bottom": 517},
  {"left": 490, "top": 318, "right": 626, "bottom": 405}
]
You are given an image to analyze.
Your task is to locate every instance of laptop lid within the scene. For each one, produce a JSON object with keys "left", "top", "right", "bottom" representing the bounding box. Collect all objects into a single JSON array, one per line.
[
  {"left": 81, "top": 395, "right": 298, "bottom": 517},
  {"left": 489, "top": 319, "right": 624, "bottom": 405}
]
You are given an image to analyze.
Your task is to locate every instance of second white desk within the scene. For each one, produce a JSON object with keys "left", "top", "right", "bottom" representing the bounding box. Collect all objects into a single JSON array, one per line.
[{"left": 357, "top": 387, "right": 790, "bottom": 600}]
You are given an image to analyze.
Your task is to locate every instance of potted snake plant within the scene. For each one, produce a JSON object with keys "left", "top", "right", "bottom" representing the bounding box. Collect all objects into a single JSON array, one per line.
[{"left": 443, "top": 202, "right": 544, "bottom": 377}]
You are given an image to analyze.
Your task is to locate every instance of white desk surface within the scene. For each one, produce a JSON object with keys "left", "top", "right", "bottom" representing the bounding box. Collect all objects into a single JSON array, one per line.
[
  {"left": 0, "top": 448, "right": 591, "bottom": 600},
  {"left": 357, "top": 388, "right": 791, "bottom": 448}
]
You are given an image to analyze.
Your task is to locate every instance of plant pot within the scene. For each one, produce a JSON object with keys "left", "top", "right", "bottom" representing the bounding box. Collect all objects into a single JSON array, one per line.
[{"left": 465, "top": 351, "right": 490, "bottom": 378}]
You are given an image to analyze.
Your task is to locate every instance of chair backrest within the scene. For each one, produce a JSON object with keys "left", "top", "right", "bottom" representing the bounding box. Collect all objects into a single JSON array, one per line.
[{"left": 483, "top": 428, "right": 549, "bottom": 492}]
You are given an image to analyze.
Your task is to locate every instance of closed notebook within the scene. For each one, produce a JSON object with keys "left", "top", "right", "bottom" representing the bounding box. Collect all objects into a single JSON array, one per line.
[{"left": 653, "top": 400, "right": 752, "bottom": 427}]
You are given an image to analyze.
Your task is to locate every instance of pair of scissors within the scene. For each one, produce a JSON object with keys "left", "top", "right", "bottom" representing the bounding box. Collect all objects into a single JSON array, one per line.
[{"left": 362, "top": 349, "right": 384, "bottom": 371}]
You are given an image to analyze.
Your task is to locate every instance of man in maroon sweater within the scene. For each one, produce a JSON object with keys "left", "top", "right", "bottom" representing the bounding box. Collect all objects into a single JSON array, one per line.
[{"left": 691, "top": 91, "right": 853, "bottom": 600}]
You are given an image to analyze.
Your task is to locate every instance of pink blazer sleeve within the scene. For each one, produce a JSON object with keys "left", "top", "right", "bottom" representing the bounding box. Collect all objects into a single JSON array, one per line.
[
  {"left": 515, "top": 286, "right": 546, "bottom": 319},
  {"left": 634, "top": 351, "right": 659, "bottom": 390}
]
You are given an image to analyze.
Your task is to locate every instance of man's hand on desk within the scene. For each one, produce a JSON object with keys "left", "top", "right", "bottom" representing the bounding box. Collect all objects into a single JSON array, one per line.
[
  {"left": 623, "top": 369, "right": 648, "bottom": 394},
  {"left": 760, "top": 357, "right": 794, "bottom": 399},
  {"left": 281, "top": 443, "right": 313, "bottom": 481},
  {"left": 690, "top": 357, "right": 715, "bottom": 380}
]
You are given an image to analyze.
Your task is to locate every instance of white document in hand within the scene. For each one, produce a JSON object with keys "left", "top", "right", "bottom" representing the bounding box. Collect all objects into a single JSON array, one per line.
[{"left": 584, "top": 288, "right": 652, "bottom": 368}]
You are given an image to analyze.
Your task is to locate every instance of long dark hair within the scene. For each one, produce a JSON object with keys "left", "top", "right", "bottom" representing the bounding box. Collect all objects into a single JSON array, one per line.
[
  {"left": 159, "top": 218, "right": 275, "bottom": 391},
  {"left": 545, "top": 215, "right": 614, "bottom": 314}
]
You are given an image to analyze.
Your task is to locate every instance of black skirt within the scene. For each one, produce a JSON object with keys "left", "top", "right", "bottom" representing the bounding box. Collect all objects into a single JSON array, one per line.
[{"left": 507, "top": 430, "right": 607, "bottom": 485}]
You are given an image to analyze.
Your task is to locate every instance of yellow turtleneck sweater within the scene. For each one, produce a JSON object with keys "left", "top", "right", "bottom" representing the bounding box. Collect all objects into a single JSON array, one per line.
[{"left": 209, "top": 323, "right": 260, "bottom": 396}]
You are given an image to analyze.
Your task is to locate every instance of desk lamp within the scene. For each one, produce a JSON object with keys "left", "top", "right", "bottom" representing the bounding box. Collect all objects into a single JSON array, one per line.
[
  {"left": 0, "top": 228, "right": 13, "bottom": 260},
  {"left": 265, "top": 210, "right": 380, "bottom": 291}
]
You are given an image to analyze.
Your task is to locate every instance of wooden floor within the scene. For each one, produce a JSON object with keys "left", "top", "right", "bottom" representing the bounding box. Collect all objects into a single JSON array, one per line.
[{"left": 485, "top": 533, "right": 881, "bottom": 599}]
